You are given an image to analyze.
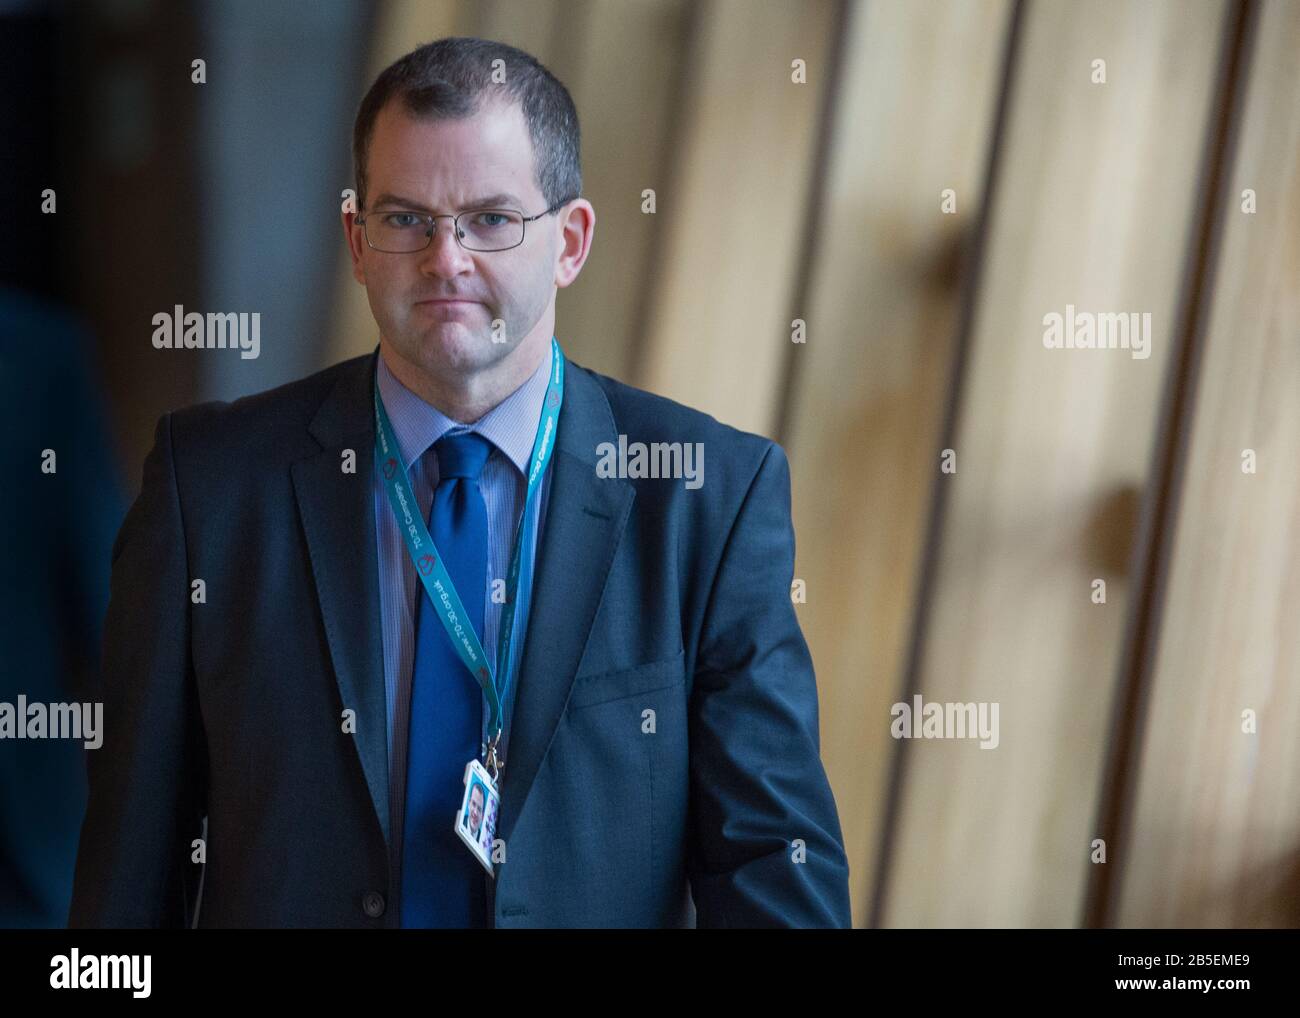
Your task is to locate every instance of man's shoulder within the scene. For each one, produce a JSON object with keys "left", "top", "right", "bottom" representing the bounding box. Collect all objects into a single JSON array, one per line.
[
  {"left": 173, "top": 352, "right": 368, "bottom": 427},
  {"left": 160, "top": 352, "right": 785, "bottom": 483},
  {"left": 569, "top": 359, "right": 778, "bottom": 468},
  {"left": 568, "top": 361, "right": 794, "bottom": 560},
  {"left": 164, "top": 352, "right": 372, "bottom": 461}
]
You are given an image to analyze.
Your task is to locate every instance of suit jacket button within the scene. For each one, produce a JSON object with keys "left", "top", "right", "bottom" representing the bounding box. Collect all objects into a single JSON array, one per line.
[{"left": 362, "top": 892, "right": 386, "bottom": 918}]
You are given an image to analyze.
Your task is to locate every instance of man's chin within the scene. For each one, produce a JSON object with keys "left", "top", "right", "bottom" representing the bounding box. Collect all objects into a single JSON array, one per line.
[{"left": 410, "top": 324, "right": 497, "bottom": 372}]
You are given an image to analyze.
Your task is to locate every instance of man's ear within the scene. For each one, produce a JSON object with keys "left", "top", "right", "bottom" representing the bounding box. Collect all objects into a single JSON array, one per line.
[
  {"left": 555, "top": 199, "right": 595, "bottom": 289},
  {"left": 342, "top": 208, "right": 366, "bottom": 285}
]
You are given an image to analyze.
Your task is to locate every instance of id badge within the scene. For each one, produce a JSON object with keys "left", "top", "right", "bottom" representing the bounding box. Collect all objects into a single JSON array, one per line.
[{"left": 455, "top": 757, "right": 500, "bottom": 876}]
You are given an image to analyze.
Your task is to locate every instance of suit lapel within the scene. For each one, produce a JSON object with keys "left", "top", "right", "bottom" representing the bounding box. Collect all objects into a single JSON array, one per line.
[
  {"left": 290, "top": 350, "right": 391, "bottom": 849},
  {"left": 494, "top": 363, "right": 635, "bottom": 849},
  {"left": 285, "top": 349, "right": 632, "bottom": 880}
]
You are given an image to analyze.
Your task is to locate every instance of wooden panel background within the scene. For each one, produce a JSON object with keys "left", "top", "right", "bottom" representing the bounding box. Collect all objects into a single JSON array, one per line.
[
  {"left": 634, "top": 0, "right": 836, "bottom": 435},
  {"left": 785, "top": 0, "right": 1010, "bottom": 927},
  {"left": 879, "top": 0, "right": 1227, "bottom": 927},
  {"left": 1117, "top": 0, "right": 1300, "bottom": 928}
]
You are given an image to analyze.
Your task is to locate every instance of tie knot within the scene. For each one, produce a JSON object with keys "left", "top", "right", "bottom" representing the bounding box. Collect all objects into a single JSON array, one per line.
[{"left": 434, "top": 431, "right": 492, "bottom": 480}]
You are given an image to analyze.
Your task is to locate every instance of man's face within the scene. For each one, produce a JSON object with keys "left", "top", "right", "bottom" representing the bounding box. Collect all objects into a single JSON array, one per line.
[
  {"left": 347, "top": 98, "right": 560, "bottom": 382},
  {"left": 469, "top": 784, "right": 485, "bottom": 832}
]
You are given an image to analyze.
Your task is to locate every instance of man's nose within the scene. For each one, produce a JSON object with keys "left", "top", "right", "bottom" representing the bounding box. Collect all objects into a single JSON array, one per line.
[{"left": 418, "top": 217, "right": 475, "bottom": 275}]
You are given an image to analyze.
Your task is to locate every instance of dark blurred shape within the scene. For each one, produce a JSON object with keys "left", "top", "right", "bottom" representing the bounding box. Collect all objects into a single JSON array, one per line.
[
  {"left": 0, "top": 3, "right": 63, "bottom": 298},
  {"left": 0, "top": 288, "right": 126, "bottom": 927},
  {"left": 1087, "top": 483, "right": 1142, "bottom": 577}
]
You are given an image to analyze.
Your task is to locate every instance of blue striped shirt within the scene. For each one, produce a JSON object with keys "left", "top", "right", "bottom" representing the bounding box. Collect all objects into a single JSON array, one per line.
[{"left": 373, "top": 342, "right": 554, "bottom": 839}]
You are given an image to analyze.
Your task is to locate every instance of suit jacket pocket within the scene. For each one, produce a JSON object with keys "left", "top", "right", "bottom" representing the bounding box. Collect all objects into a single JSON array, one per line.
[{"left": 567, "top": 649, "right": 686, "bottom": 710}]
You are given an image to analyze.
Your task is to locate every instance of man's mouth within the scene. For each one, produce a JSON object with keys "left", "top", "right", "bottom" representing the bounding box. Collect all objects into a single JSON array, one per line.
[{"left": 415, "top": 299, "right": 479, "bottom": 312}]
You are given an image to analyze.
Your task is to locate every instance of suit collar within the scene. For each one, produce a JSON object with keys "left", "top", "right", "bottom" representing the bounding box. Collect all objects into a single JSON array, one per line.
[
  {"left": 292, "top": 350, "right": 390, "bottom": 848},
  {"left": 496, "top": 350, "right": 636, "bottom": 851}
]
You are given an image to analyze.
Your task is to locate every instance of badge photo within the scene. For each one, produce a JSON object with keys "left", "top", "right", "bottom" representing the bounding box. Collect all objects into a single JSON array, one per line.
[{"left": 455, "top": 757, "right": 500, "bottom": 875}]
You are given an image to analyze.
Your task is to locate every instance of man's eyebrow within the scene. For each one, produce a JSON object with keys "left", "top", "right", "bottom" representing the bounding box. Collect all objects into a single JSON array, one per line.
[{"left": 370, "top": 192, "right": 524, "bottom": 211}]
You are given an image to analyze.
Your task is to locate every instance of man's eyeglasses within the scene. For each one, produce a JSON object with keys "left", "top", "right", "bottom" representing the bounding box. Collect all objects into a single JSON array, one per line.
[{"left": 355, "top": 196, "right": 577, "bottom": 253}]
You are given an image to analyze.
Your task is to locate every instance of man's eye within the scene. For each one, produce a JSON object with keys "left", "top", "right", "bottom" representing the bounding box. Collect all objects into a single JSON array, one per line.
[
  {"left": 383, "top": 213, "right": 423, "bottom": 228},
  {"left": 473, "top": 212, "right": 509, "bottom": 228}
]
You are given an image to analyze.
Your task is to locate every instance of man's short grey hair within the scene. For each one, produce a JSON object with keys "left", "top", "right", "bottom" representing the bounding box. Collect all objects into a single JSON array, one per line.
[{"left": 352, "top": 36, "right": 582, "bottom": 212}]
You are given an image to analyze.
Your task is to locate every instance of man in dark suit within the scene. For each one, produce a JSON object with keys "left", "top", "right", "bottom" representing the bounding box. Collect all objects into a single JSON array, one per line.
[{"left": 68, "top": 36, "right": 851, "bottom": 929}]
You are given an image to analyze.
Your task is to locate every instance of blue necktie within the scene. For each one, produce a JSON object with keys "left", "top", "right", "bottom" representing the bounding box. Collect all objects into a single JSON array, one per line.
[{"left": 400, "top": 431, "right": 493, "bottom": 928}]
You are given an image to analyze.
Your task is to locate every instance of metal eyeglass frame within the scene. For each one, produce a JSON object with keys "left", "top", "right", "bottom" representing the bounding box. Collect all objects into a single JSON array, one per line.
[{"left": 354, "top": 196, "right": 578, "bottom": 253}]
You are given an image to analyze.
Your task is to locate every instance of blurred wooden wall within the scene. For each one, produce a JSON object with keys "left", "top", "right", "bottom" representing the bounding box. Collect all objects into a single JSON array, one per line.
[
  {"left": 1115, "top": 0, "right": 1300, "bottom": 928},
  {"left": 879, "top": 0, "right": 1227, "bottom": 928},
  {"left": 784, "top": 0, "right": 1009, "bottom": 928},
  {"left": 331, "top": 0, "right": 1299, "bottom": 927}
]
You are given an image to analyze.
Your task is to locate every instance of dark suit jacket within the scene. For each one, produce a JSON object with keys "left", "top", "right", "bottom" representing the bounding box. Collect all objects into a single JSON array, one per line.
[{"left": 68, "top": 348, "right": 852, "bottom": 928}]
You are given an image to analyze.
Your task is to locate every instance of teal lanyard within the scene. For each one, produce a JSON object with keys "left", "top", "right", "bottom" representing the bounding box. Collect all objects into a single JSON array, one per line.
[{"left": 373, "top": 336, "right": 564, "bottom": 772}]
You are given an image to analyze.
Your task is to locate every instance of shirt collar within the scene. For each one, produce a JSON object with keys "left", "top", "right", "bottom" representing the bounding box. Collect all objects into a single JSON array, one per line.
[{"left": 375, "top": 341, "right": 553, "bottom": 477}]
